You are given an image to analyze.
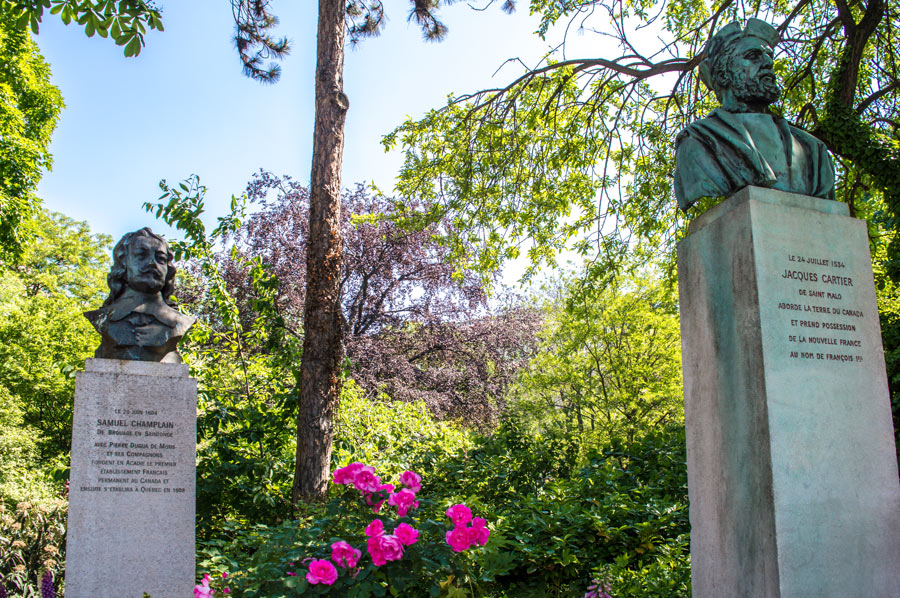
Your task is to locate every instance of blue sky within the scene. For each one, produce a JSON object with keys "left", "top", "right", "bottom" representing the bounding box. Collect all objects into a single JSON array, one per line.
[{"left": 34, "top": 1, "right": 561, "bottom": 245}]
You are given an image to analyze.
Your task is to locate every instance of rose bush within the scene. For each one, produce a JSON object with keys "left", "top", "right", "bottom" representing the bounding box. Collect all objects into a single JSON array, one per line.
[{"left": 196, "top": 464, "right": 493, "bottom": 597}]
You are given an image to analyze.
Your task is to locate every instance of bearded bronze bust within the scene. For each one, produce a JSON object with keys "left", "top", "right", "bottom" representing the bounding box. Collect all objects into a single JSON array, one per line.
[
  {"left": 84, "top": 228, "right": 195, "bottom": 363},
  {"left": 674, "top": 18, "right": 835, "bottom": 212}
]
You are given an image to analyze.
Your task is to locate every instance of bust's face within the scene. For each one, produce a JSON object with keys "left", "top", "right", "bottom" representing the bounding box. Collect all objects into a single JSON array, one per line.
[
  {"left": 725, "top": 36, "right": 780, "bottom": 106},
  {"left": 125, "top": 235, "right": 169, "bottom": 293}
]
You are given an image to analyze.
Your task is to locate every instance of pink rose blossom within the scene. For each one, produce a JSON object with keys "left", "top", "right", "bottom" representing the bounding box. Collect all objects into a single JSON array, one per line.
[
  {"left": 446, "top": 525, "right": 472, "bottom": 552},
  {"left": 367, "top": 533, "right": 405, "bottom": 566},
  {"left": 331, "top": 540, "right": 362, "bottom": 568},
  {"left": 471, "top": 524, "right": 490, "bottom": 546},
  {"left": 379, "top": 534, "right": 405, "bottom": 562},
  {"left": 365, "top": 519, "right": 384, "bottom": 537},
  {"left": 286, "top": 571, "right": 297, "bottom": 577},
  {"left": 367, "top": 535, "right": 387, "bottom": 566},
  {"left": 399, "top": 470, "right": 422, "bottom": 493},
  {"left": 394, "top": 523, "right": 419, "bottom": 546},
  {"left": 367, "top": 483, "right": 395, "bottom": 512},
  {"left": 194, "top": 574, "right": 214, "bottom": 598},
  {"left": 388, "top": 488, "right": 419, "bottom": 517},
  {"left": 353, "top": 468, "right": 381, "bottom": 493},
  {"left": 306, "top": 559, "right": 338, "bottom": 585},
  {"left": 445, "top": 504, "right": 473, "bottom": 526},
  {"left": 333, "top": 462, "right": 364, "bottom": 485}
]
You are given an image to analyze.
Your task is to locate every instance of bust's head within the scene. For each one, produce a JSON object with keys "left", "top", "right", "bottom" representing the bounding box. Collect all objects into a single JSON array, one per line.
[
  {"left": 104, "top": 228, "right": 176, "bottom": 306},
  {"left": 699, "top": 19, "right": 781, "bottom": 111}
]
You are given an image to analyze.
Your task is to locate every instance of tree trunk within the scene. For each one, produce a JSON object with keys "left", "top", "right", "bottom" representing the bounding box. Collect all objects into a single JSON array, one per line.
[{"left": 293, "top": 0, "right": 349, "bottom": 504}]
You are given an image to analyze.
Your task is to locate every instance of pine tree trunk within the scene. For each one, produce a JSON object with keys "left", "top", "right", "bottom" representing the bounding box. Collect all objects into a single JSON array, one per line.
[{"left": 293, "top": 0, "right": 348, "bottom": 504}]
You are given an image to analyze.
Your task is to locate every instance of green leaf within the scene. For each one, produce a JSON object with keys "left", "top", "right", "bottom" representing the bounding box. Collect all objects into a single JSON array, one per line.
[{"left": 123, "top": 35, "right": 140, "bottom": 57}]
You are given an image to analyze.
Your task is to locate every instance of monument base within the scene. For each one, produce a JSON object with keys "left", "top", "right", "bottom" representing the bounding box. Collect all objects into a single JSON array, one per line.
[
  {"left": 65, "top": 359, "right": 197, "bottom": 598},
  {"left": 678, "top": 187, "right": 900, "bottom": 597}
]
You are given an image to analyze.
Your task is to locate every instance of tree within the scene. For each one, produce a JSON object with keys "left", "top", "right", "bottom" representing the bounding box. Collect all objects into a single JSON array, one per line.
[
  {"left": 0, "top": 10, "right": 63, "bottom": 263},
  {"left": 0, "top": 1, "right": 161, "bottom": 263},
  {"left": 386, "top": 0, "right": 900, "bottom": 280},
  {"left": 514, "top": 269, "right": 683, "bottom": 447},
  {"left": 0, "top": 209, "right": 110, "bottom": 460},
  {"left": 231, "top": 0, "right": 513, "bottom": 502},
  {"left": 221, "top": 171, "right": 541, "bottom": 427}
]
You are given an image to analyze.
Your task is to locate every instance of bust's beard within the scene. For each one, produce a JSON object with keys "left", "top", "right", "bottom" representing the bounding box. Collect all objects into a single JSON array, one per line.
[{"left": 732, "top": 72, "right": 781, "bottom": 107}]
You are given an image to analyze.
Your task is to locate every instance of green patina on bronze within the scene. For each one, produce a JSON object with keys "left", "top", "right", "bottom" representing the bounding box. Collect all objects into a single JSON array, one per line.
[
  {"left": 674, "top": 19, "right": 836, "bottom": 213},
  {"left": 84, "top": 228, "right": 194, "bottom": 363}
]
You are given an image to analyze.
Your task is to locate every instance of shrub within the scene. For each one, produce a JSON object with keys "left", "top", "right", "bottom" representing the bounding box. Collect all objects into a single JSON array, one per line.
[{"left": 0, "top": 499, "right": 66, "bottom": 598}]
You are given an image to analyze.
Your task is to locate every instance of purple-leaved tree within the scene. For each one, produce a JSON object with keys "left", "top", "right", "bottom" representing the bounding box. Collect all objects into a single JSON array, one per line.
[{"left": 220, "top": 171, "right": 541, "bottom": 427}]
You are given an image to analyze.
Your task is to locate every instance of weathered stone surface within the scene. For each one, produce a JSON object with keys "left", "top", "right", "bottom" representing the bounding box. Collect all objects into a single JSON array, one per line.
[
  {"left": 678, "top": 186, "right": 900, "bottom": 597},
  {"left": 65, "top": 358, "right": 197, "bottom": 598}
]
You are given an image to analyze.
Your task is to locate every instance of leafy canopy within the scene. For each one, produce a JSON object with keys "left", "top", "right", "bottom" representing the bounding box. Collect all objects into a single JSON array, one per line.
[
  {"left": 1, "top": 0, "right": 164, "bottom": 56},
  {"left": 0, "top": 9, "right": 63, "bottom": 262},
  {"left": 386, "top": 0, "right": 900, "bottom": 279}
]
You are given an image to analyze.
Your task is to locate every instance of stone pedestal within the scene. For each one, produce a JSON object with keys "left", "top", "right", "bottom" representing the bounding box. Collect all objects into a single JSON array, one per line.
[
  {"left": 65, "top": 359, "right": 197, "bottom": 598},
  {"left": 678, "top": 187, "right": 900, "bottom": 597}
]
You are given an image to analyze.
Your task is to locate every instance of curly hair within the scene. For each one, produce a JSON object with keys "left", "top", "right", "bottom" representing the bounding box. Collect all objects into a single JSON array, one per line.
[{"left": 103, "top": 227, "right": 177, "bottom": 307}]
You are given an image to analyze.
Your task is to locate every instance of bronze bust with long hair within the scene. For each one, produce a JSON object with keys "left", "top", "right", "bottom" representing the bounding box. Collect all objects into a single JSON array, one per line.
[{"left": 85, "top": 228, "right": 194, "bottom": 363}]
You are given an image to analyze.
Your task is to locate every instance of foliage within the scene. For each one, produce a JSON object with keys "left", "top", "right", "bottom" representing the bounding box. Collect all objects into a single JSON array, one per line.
[
  {"left": 197, "top": 385, "right": 479, "bottom": 597},
  {"left": 349, "top": 308, "right": 541, "bottom": 427},
  {"left": 0, "top": 0, "right": 163, "bottom": 57},
  {"left": 231, "top": 0, "right": 514, "bottom": 82},
  {"left": 201, "top": 468, "right": 493, "bottom": 597},
  {"left": 0, "top": 498, "right": 66, "bottom": 598},
  {"left": 513, "top": 269, "right": 683, "bottom": 447},
  {"left": 233, "top": 172, "right": 487, "bottom": 333},
  {"left": 423, "top": 421, "right": 690, "bottom": 597},
  {"left": 386, "top": 0, "right": 900, "bottom": 282},
  {"left": 333, "top": 379, "right": 474, "bottom": 476},
  {"left": 0, "top": 389, "right": 57, "bottom": 507},
  {"left": 0, "top": 10, "right": 63, "bottom": 263},
  {"left": 212, "top": 171, "right": 540, "bottom": 427},
  {"left": 198, "top": 391, "right": 689, "bottom": 598},
  {"left": 145, "top": 176, "right": 302, "bottom": 534},
  {"left": 0, "top": 209, "right": 110, "bottom": 461}
]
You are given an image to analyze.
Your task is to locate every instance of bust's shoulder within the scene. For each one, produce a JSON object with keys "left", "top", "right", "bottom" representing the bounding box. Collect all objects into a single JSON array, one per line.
[
  {"left": 675, "top": 110, "right": 732, "bottom": 147},
  {"left": 83, "top": 305, "right": 114, "bottom": 329}
]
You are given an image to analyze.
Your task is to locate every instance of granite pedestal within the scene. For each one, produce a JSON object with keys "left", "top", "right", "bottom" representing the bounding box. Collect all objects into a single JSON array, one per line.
[
  {"left": 65, "top": 359, "right": 197, "bottom": 598},
  {"left": 678, "top": 187, "right": 900, "bottom": 597}
]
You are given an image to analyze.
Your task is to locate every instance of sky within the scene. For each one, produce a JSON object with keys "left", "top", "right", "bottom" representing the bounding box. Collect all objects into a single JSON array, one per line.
[{"left": 33, "top": 1, "right": 571, "bottom": 248}]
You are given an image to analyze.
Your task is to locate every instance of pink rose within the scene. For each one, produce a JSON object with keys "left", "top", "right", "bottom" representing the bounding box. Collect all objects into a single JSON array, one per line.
[
  {"left": 446, "top": 525, "right": 472, "bottom": 552},
  {"left": 470, "top": 517, "right": 490, "bottom": 545},
  {"left": 331, "top": 540, "right": 362, "bottom": 568},
  {"left": 367, "top": 535, "right": 387, "bottom": 566},
  {"left": 333, "top": 462, "right": 364, "bottom": 485},
  {"left": 394, "top": 523, "right": 419, "bottom": 546},
  {"left": 399, "top": 470, "right": 422, "bottom": 493},
  {"left": 379, "top": 534, "right": 404, "bottom": 562},
  {"left": 388, "top": 488, "right": 419, "bottom": 517},
  {"left": 193, "top": 574, "right": 214, "bottom": 598},
  {"left": 367, "top": 483, "right": 395, "bottom": 512},
  {"left": 445, "top": 504, "right": 473, "bottom": 526},
  {"left": 365, "top": 519, "right": 384, "bottom": 537},
  {"left": 306, "top": 559, "right": 338, "bottom": 585},
  {"left": 353, "top": 468, "right": 381, "bottom": 493}
]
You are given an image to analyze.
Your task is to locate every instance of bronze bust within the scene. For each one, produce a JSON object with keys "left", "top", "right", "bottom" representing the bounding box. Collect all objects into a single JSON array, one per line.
[
  {"left": 674, "top": 18, "right": 835, "bottom": 212},
  {"left": 85, "top": 228, "right": 195, "bottom": 363}
]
